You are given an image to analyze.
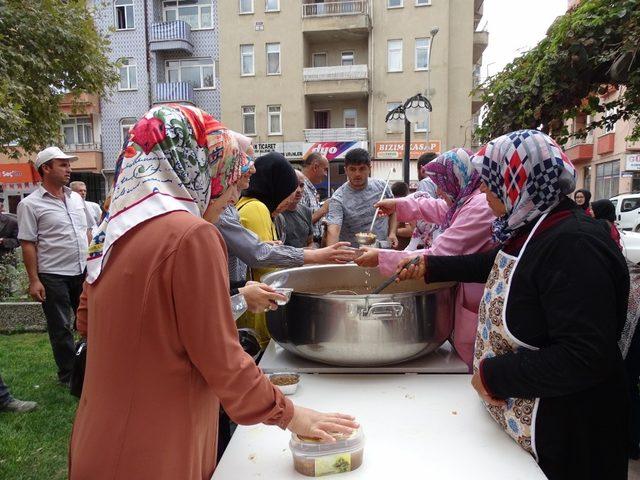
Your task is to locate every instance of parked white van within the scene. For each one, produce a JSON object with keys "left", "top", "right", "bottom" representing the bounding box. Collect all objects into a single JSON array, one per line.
[{"left": 610, "top": 193, "right": 640, "bottom": 232}]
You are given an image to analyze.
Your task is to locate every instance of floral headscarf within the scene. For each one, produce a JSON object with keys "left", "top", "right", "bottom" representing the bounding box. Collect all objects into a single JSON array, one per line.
[
  {"left": 86, "top": 104, "right": 248, "bottom": 283},
  {"left": 422, "top": 148, "right": 480, "bottom": 229},
  {"left": 471, "top": 129, "right": 576, "bottom": 243}
]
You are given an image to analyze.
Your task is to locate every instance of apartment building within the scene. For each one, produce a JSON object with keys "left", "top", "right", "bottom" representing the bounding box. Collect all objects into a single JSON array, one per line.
[
  {"left": 0, "top": 93, "right": 103, "bottom": 211},
  {"left": 92, "top": 0, "right": 222, "bottom": 187},
  {"left": 219, "top": 0, "right": 486, "bottom": 192},
  {"left": 565, "top": 87, "right": 640, "bottom": 200}
]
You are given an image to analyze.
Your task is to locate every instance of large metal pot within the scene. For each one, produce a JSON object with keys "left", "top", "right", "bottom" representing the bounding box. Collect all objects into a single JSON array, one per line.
[{"left": 262, "top": 264, "right": 455, "bottom": 366}]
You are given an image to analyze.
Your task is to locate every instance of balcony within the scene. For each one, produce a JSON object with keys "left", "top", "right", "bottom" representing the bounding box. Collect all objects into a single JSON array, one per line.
[
  {"left": 565, "top": 138, "right": 594, "bottom": 164},
  {"left": 304, "top": 128, "right": 368, "bottom": 142},
  {"left": 303, "top": 65, "right": 369, "bottom": 98},
  {"left": 154, "top": 82, "right": 195, "bottom": 105},
  {"left": 149, "top": 20, "right": 193, "bottom": 54},
  {"left": 63, "top": 143, "right": 103, "bottom": 171},
  {"left": 597, "top": 132, "right": 615, "bottom": 155},
  {"left": 473, "top": 30, "right": 489, "bottom": 64},
  {"left": 302, "top": 1, "right": 370, "bottom": 40}
]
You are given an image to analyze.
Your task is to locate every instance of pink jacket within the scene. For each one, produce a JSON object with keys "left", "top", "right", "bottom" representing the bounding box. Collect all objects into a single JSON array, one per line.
[{"left": 378, "top": 190, "right": 496, "bottom": 368}]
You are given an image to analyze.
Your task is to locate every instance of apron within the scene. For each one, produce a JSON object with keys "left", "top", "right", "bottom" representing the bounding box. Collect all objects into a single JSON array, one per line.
[{"left": 472, "top": 213, "right": 548, "bottom": 460}]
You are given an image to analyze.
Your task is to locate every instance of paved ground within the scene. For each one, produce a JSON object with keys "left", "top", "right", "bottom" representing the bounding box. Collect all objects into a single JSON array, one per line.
[{"left": 630, "top": 459, "right": 640, "bottom": 479}]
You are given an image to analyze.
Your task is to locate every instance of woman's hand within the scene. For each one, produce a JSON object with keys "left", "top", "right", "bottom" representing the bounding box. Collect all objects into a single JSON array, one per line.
[
  {"left": 238, "top": 282, "right": 286, "bottom": 313},
  {"left": 374, "top": 198, "right": 397, "bottom": 217},
  {"left": 308, "top": 242, "right": 356, "bottom": 264},
  {"left": 395, "top": 255, "right": 426, "bottom": 281},
  {"left": 354, "top": 247, "right": 379, "bottom": 268},
  {"left": 387, "top": 233, "right": 399, "bottom": 249},
  {"left": 471, "top": 371, "right": 507, "bottom": 407},
  {"left": 288, "top": 406, "right": 359, "bottom": 443}
]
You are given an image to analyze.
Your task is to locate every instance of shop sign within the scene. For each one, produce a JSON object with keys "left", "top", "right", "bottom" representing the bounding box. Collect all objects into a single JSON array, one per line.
[
  {"left": 302, "top": 141, "right": 368, "bottom": 161},
  {"left": 252, "top": 142, "right": 304, "bottom": 159},
  {"left": 626, "top": 154, "right": 640, "bottom": 171},
  {"left": 374, "top": 141, "right": 442, "bottom": 160}
]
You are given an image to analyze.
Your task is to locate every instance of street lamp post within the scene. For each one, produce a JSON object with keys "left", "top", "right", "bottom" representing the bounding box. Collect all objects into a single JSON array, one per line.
[
  {"left": 385, "top": 94, "right": 432, "bottom": 185},
  {"left": 426, "top": 27, "right": 439, "bottom": 146}
]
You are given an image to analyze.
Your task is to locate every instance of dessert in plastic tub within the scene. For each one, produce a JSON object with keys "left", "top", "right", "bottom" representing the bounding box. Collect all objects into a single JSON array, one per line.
[
  {"left": 274, "top": 287, "right": 293, "bottom": 306},
  {"left": 290, "top": 427, "right": 365, "bottom": 477},
  {"left": 268, "top": 372, "right": 300, "bottom": 395},
  {"left": 355, "top": 232, "right": 376, "bottom": 246}
]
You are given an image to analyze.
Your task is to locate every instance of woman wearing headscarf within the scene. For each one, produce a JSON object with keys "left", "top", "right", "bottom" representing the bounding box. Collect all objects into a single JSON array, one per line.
[
  {"left": 68, "top": 105, "right": 357, "bottom": 480},
  {"left": 574, "top": 188, "right": 593, "bottom": 216},
  {"left": 593, "top": 198, "right": 640, "bottom": 460},
  {"left": 592, "top": 198, "right": 621, "bottom": 248},
  {"left": 397, "top": 130, "right": 629, "bottom": 479},
  {"left": 355, "top": 148, "right": 496, "bottom": 367}
]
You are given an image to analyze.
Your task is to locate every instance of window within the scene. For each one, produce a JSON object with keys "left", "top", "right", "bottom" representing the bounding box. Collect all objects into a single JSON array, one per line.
[
  {"left": 239, "top": 0, "right": 253, "bottom": 14},
  {"left": 312, "top": 53, "right": 327, "bottom": 68},
  {"left": 595, "top": 160, "right": 620, "bottom": 200},
  {"left": 314, "top": 111, "right": 330, "bottom": 129},
  {"left": 115, "top": 0, "right": 135, "bottom": 30},
  {"left": 166, "top": 58, "right": 215, "bottom": 89},
  {"left": 416, "top": 0, "right": 431, "bottom": 5},
  {"left": 163, "top": 0, "right": 213, "bottom": 29},
  {"left": 120, "top": 117, "right": 137, "bottom": 146},
  {"left": 388, "top": 0, "right": 403, "bottom": 7},
  {"left": 414, "top": 111, "right": 430, "bottom": 132},
  {"left": 386, "top": 102, "right": 402, "bottom": 133},
  {"left": 61, "top": 117, "right": 93, "bottom": 147},
  {"left": 242, "top": 106, "right": 256, "bottom": 135},
  {"left": 621, "top": 197, "right": 640, "bottom": 212},
  {"left": 583, "top": 165, "right": 591, "bottom": 190},
  {"left": 240, "top": 44, "right": 254, "bottom": 76},
  {"left": 268, "top": 105, "right": 282, "bottom": 135},
  {"left": 603, "top": 105, "right": 618, "bottom": 133},
  {"left": 387, "top": 39, "right": 403, "bottom": 72},
  {"left": 118, "top": 58, "right": 137, "bottom": 91},
  {"left": 343, "top": 109, "right": 357, "bottom": 128},
  {"left": 265, "top": 0, "right": 279, "bottom": 12},
  {"left": 266, "top": 43, "right": 281, "bottom": 75},
  {"left": 341, "top": 51, "right": 354, "bottom": 66},
  {"left": 415, "top": 38, "right": 430, "bottom": 70}
]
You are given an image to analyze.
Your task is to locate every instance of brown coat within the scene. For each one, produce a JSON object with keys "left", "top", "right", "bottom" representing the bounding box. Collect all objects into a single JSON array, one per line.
[{"left": 69, "top": 211, "right": 293, "bottom": 480}]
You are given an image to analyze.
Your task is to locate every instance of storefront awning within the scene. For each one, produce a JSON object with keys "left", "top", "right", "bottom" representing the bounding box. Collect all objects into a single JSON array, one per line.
[{"left": 0, "top": 163, "right": 41, "bottom": 189}]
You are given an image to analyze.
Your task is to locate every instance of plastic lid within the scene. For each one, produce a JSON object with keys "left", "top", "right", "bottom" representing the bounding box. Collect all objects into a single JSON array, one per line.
[{"left": 290, "top": 427, "right": 364, "bottom": 455}]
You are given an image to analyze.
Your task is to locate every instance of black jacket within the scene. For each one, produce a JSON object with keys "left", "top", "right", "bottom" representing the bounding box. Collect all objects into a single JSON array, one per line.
[
  {"left": 0, "top": 213, "right": 19, "bottom": 254},
  {"left": 426, "top": 200, "right": 630, "bottom": 479}
]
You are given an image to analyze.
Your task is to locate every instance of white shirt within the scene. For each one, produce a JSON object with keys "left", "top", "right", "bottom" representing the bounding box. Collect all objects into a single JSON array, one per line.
[{"left": 17, "top": 185, "right": 94, "bottom": 275}]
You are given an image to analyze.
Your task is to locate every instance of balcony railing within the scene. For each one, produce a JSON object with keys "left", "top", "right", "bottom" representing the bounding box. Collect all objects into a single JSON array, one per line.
[
  {"left": 154, "top": 82, "right": 195, "bottom": 105},
  {"left": 302, "top": 1, "right": 367, "bottom": 17},
  {"left": 63, "top": 142, "right": 101, "bottom": 152},
  {"left": 566, "top": 134, "right": 594, "bottom": 148},
  {"left": 303, "top": 64, "right": 368, "bottom": 82},
  {"left": 149, "top": 20, "right": 193, "bottom": 53},
  {"left": 304, "top": 128, "right": 368, "bottom": 142}
]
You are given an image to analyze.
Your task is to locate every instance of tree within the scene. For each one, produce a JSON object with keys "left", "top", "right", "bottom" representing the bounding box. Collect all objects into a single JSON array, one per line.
[
  {"left": 0, "top": 0, "right": 119, "bottom": 155},
  {"left": 476, "top": 0, "right": 640, "bottom": 144}
]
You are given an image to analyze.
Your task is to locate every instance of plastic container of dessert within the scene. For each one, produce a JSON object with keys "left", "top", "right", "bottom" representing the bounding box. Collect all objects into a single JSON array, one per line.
[
  {"left": 268, "top": 372, "right": 300, "bottom": 395},
  {"left": 290, "top": 427, "right": 365, "bottom": 477}
]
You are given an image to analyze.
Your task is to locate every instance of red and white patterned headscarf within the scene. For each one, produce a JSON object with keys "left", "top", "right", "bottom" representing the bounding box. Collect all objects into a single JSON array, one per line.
[{"left": 471, "top": 130, "right": 576, "bottom": 242}]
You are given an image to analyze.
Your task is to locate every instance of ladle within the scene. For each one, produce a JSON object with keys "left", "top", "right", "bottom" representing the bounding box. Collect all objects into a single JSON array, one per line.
[
  {"left": 371, "top": 256, "right": 422, "bottom": 294},
  {"left": 368, "top": 168, "right": 396, "bottom": 234}
]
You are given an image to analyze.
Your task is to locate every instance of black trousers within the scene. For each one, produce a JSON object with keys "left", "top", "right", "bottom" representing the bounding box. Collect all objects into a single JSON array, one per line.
[
  {"left": 39, "top": 273, "right": 84, "bottom": 383},
  {"left": 0, "top": 373, "right": 12, "bottom": 406}
]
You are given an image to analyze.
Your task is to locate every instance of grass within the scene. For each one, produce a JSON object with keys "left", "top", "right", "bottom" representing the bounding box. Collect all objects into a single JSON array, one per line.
[{"left": 0, "top": 333, "right": 78, "bottom": 480}]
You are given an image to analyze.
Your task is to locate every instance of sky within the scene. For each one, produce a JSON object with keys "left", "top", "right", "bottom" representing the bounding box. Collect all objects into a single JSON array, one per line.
[{"left": 481, "top": 0, "right": 569, "bottom": 80}]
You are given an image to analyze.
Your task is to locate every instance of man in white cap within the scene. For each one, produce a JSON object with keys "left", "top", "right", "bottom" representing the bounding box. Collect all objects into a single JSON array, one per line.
[{"left": 17, "top": 146, "right": 95, "bottom": 387}]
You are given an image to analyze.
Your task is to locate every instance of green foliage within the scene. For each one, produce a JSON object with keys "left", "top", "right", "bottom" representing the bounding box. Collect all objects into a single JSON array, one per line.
[
  {"left": 476, "top": 0, "right": 640, "bottom": 143},
  {"left": 0, "top": 333, "right": 78, "bottom": 480},
  {"left": 0, "top": 0, "right": 119, "bottom": 155},
  {"left": 0, "top": 251, "right": 30, "bottom": 302}
]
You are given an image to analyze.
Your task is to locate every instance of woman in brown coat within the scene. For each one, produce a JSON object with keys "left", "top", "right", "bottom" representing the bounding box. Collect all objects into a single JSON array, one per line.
[{"left": 69, "top": 105, "right": 357, "bottom": 480}]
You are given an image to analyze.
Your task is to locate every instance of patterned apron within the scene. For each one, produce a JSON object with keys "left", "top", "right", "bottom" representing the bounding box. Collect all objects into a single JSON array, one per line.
[{"left": 472, "top": 214, "right": 548, "bottom": 460}]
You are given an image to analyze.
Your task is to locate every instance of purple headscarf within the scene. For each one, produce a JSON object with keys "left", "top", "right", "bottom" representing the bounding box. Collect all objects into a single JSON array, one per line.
[{"left": 422, "top": 148, "right": 480, "bottom": 229}]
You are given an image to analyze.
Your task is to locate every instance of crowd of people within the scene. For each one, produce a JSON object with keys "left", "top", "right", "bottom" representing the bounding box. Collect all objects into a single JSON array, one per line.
[{"left": 0, "top": 105, "right": 638, "bottom": 480}]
